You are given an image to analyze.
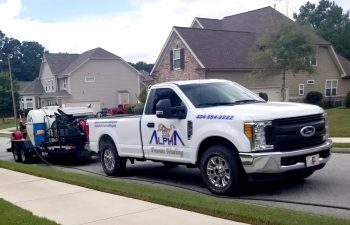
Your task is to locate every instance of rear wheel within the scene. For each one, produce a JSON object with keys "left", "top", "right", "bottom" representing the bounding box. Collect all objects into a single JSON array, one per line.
[
  {"left": 200, "top": 145, "right": 245, "bottom": 195},
  {"left": 20, "top": 146, "right": 33, "bottom": 164},
  {"left": 12, "top": 145, "right": 23, "bottom": 163},
  {"left": 100, "top": 141, "right": 126, "bottom": 176}
]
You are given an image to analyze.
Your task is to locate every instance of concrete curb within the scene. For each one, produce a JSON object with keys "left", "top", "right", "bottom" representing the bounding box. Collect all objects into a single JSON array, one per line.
[{"left": 332, "top": 148, "right": 350, "bottom": 154}]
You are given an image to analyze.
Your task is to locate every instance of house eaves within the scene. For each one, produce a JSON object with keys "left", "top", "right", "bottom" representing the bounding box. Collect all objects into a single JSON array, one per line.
[
  {"left": 150, "top": 27, "right": 205, "bottom": 75},
  {"left": 329, "top": 46, "right": 348, "bottom": 78},
  {"left": 190, "top": 18, "right": 204, "bottom": 28}
]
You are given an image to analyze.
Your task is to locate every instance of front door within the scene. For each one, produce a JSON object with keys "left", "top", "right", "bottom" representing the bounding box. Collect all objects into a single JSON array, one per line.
[{"left": 141, "top": 87, "right": 190, "bottom": 163}]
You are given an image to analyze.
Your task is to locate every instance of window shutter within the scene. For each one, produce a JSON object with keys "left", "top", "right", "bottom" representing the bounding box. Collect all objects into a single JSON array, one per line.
[
  {"left": 180, "top": 48, "right": 185, "bottom": 69},
  {"left": 170, "top": 50, "right": 173, "bottom": 70}
]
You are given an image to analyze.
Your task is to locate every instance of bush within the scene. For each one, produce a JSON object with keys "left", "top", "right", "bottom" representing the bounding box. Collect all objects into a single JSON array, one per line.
[
  {"left": 345, "top": 91, "right": 350, "bottom": 108},
  {"left": 125, "top": 103, "right": 145, "bottom": 115},
  {"left": 305, "top": 91, "right": 323, "bottom": 105}
]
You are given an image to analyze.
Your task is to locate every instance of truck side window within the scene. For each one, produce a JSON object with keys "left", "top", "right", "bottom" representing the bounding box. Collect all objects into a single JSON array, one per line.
[{"left": 146, "top": 88, "right": 183, "bottom": 115}]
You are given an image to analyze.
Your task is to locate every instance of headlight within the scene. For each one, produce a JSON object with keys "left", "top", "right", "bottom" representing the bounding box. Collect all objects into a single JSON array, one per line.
[
  {"left": 322, "top": 113, "right": 329, "bottom": 140},
  {"left": 244, "top": 121, "right": 273, "bottom": 151}
]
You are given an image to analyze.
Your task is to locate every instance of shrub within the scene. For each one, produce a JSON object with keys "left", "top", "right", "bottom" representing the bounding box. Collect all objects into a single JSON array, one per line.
[
  {"left": 125, "top": 104, "right": 135, "bottom": 114},
  {"left": 305, "top": 91, "right": 323, "bottom": 105},
  {"left": 345, "top": 91, "right": 350, "bottom": 108},
  {"left": 132, "top": 103, "right": 144, "bottom": 115}
]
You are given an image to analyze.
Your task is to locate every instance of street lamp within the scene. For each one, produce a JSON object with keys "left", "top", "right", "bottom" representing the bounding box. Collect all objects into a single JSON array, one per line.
[{"left": 0, "top": 56, "right": 18, "bottom": 130}]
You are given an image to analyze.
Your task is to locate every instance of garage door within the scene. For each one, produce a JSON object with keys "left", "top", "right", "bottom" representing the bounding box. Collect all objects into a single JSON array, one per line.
[
  {"left": 64, "top": 101, "right": 101, "bottom": 114},
  {"left": 249, "top": 87, "right": 285, "bottom": 102}
]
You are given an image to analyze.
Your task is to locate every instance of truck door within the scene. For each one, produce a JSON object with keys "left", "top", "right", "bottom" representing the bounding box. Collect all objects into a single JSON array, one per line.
[{"left": 141, "top": 87, "right": 191, "bottom": 163}]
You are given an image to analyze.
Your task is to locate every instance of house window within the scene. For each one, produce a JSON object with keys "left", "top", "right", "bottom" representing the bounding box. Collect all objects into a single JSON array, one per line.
[
  {"left": 299, "top": 84, "right": 305, "bottom": 96},
  {"left": 307, "top": 80, "right": 315, "bottom": 85},
  {"left": 173, "top": 49, "right": 181, "bottom": 69},
  {"left": 63, "top": 78, "right": 68, "bottom": 89},
  {"left": 26, "top": 98, "right": 33, "bottom": 109},
  {"left": 325, "top": 80, "right": 338, "bottom": 96},
  {"left": 85, "top": 75, "right": 96, "bottom": 82},
  {"left": 47, "top": 100, "right": 53, "bottom": 106},
  {"left": 170, "top": 48, "right": 184, "bottom": 70},
  {"left": 46, "top": 79, "right": 54, "bottom": 92}
]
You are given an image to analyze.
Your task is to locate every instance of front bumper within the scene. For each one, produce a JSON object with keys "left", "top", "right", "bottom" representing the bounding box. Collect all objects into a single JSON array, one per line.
[{"left": 239, "top": 139, "right": 332, "bottom": 174}]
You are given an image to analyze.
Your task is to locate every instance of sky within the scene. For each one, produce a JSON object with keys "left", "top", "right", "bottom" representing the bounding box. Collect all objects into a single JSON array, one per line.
[{"left": 0, "top": 0, "right": 349, "bottom": 63}]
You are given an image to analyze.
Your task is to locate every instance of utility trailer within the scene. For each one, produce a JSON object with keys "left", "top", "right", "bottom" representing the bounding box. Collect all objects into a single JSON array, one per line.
[{"left": 9, "top": 106, "right": 93, "bottom": 163}]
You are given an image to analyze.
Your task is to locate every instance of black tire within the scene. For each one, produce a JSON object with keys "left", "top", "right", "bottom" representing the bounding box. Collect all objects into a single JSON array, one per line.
[
  {"left": 12, "top": 145, "right": 23, "bottom": 163},
  {"left": 100, "top": 141, "right": 126, "bottom": 176},
  {"left": 20, "top": 146, "right": 33, "bottom": 164},
  {"left": 200, "top": 145, "right": 245, "bottom": 195},
  {"left": 162, "top": 162, "right": 178, "bottom": 168}
]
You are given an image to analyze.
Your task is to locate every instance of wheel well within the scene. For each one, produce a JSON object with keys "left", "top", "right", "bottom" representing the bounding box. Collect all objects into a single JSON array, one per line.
[
  {"left": 98, "top": 134, "right": 115, "bottom": 153},
  {"left": 196, "top": 136, "right": 239, "bottom": 166}
]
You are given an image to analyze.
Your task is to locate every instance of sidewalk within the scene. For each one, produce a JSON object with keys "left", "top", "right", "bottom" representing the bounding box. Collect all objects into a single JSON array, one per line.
[
  {"left": 0, "top": 168, "right": 247, "bottom": 225},
  {"left": 0, "top": 127, "right": 15, "bottom": 135}
]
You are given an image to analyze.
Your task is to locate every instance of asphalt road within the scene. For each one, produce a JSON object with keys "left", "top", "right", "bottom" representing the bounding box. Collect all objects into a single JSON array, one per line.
[{"left": 1, "top": 137, "right": 349, "bottom": 219}]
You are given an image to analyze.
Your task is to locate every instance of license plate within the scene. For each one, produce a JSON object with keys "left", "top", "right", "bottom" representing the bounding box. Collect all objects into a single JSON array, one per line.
[{"left": 306, "top": 154, "right": 320, "bottom": 167}]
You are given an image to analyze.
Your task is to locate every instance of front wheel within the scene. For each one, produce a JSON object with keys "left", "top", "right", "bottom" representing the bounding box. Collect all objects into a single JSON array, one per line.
[
  {"left": 100, "top": 141, "right": 126, "bottom": 176},
  {"left": 200, "top": 145, "right": 245, "bottom": 195}
]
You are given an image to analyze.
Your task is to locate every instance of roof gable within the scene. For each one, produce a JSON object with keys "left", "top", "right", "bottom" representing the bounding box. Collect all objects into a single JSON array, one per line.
[
  {"left": 44, "top": 47, "right": 121, "bottom": 76},
  {"left": 175, "top": 27, "right": 255, "bottom": 70},
  {"left": 19, "top": 78, "right": 44, "bottom": 95}
]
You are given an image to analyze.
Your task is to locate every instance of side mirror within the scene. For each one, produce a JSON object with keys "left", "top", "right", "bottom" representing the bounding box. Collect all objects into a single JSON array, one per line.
[
  {"left": 155, "top": 99, "right": 187, "bottom": 119},
  {"left": 156, "top": 99, "right": 172, "bottom": 118},
  {"left": 259, "top": 92, "right": 269, "bottom": 101}
]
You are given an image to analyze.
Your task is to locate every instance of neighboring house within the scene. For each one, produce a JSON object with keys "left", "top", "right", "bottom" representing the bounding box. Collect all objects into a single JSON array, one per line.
[
  {"left": 20, "top": 47, "right": 141, "bottom": 113},
  {"left": 19, "top": 78, "right": 44, "bottom": 110},
  {"left": 139, "top": 70, "right": 154, "bottom": 89},
  {"left": 151, "top": 6, "right": 350, "bottom": 103}
]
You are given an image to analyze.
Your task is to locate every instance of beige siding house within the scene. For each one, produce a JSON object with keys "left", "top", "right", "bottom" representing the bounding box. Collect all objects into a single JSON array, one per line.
[
  {"left": 21, "top": 47, "right": 141, "bottom": 113},
  {"left": 151, "top": 7, "right": 350, "bottom": 103}
]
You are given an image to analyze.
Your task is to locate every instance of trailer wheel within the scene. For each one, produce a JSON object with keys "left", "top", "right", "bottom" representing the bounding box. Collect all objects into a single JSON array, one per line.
[
  {"left": 200, "top": 145, "right": 244, "bottom": 195},
  {"left": 20, "top": 146, "right": 33, "bottom": 164},
  {"left": 101, "top": 141, "right": 126, "bottom": 176},
  {"left": 12, "top": 144, "right": 23, "bottom": 163}
]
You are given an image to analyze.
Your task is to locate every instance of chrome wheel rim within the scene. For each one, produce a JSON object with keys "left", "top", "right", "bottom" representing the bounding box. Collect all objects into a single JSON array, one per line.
[
  {"left": 103, "top": 148, "right": 115, "bottom": 171},
  {"left": 206, "top": 156, "right": 230, "bottom": 188}
]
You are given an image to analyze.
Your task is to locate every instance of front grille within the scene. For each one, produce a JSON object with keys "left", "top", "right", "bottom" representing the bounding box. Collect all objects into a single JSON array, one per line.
[{"left": 266, "top": 114, "right": 326, "bottom": 151}]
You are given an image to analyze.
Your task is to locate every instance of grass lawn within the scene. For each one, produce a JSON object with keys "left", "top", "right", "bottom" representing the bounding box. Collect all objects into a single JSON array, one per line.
[
  {"left": 0, "top": 198, "right": 58, "bottom": 225},
  {"left": 326, "top": 107, "right": 350, "bottom": 137},
  {"left": 0, "top": 117, "right": 16, "bottom": 130},
  {"left": 0, "top": 161, "right": 349, "bottom": 225}
]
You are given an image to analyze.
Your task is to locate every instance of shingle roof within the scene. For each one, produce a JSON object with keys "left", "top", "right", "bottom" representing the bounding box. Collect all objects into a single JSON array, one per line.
[
  {"left": 195, "top": 6, "right": 330, "bottom": 45},
  {"left": 45, "top": 53, "right": 79, "bottom": 75},
  {"left": 176, "top": 27, "right": 255, "bottom": 70},
  {"left": 61, "top": 47, "right": 121, "bottom": 75},
  {"left": 196, "top": 18, "right": 221, "bottom": 29},
  {"left": 40, "top": 90, "right": 71, "bottom": 98},
  {"left": 44, "top": 47, "right": 120, "bottom": 76},
  {"left": 337, "top": 54, "right": 350, "bottom": 77},
  {"left": 19, "top": 78, "right": 44, "bottom": 95}
]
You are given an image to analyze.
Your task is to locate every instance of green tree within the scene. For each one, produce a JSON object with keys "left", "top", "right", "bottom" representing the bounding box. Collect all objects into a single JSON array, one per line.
[
  {"left": 0, "top": 72, "right": 20, "bottom": 119},
  {"left": 0, "top": 30, "right": 45, "bottom": 81},
  {"left": 293, "top": 0, "right": 350, "bottom": 59},
  {"left": 129, "top": 61, "right": 154, "bottom": 73},
  {"left": 252, "top": 25, "right": 315, "bottom": 101}
]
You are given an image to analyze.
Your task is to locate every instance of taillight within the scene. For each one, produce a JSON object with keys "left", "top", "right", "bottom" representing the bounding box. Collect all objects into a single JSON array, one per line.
[{"left": 85, "top": 122, "right": 89, "bottom": 142}]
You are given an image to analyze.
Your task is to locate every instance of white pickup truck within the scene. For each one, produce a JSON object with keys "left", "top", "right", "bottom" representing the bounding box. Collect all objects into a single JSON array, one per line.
[{"left": 87, "top": 79, "right": 331, "bottom": 195}]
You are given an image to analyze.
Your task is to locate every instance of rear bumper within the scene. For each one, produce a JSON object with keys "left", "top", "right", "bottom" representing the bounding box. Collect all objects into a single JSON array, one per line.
[{"left": 239, "top": 139, "right": 332, "bottom": 174}]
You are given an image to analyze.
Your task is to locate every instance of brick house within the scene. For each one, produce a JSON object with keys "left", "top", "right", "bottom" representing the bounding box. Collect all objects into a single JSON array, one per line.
[{"left": 151, "top": 6, "right": 350, "bottom": 103}]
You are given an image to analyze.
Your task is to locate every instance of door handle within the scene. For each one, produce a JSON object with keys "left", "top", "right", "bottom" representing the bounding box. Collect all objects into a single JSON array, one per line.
[{"left": 147, "top": 122, "right": 155, "bottom": 128}]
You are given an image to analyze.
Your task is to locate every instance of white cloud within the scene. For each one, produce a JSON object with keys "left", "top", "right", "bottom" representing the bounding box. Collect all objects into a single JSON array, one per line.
[{"left": 0, "top": 0, "right": 348, "bottom": 63}]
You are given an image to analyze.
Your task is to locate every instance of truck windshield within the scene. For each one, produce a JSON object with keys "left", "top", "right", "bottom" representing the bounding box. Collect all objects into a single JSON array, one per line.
[{"left": 179, "top": 82, "right": 264, "bottom": 108}]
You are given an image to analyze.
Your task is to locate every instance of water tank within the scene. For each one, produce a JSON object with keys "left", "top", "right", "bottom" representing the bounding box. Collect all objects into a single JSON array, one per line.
[{"left": 26, "top": 106, "right": 93, "bottom": 146}]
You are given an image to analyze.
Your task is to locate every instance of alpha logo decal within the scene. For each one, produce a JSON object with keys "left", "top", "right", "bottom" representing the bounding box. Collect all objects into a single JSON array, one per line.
[{"left": 149, "top": 123, "right": 185, "bottom": 146}]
